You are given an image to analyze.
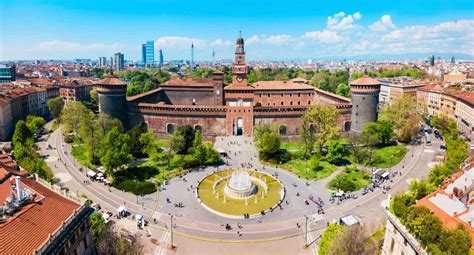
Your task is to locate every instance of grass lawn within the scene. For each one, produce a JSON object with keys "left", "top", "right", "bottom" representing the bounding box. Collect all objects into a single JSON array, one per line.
[
  {"left": 327, "top": 166, "right": 371, "bottom": 192},
  {"left": 369, "top": 145, "right": 408, "bottom": 168},
  {"left": 50, "top": 121, "right": 59, "bottom": 132},
  {"left": 281, "top": 158, "right": 338, "bottom": 180},
  {"left": 71, "top": 141, "right": 93, "bottom": 168}
]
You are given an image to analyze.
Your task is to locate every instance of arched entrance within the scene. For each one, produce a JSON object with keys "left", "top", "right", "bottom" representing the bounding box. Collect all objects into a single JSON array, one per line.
[{"left": 236, "top": 117, "right": 244, "bottom": 136}]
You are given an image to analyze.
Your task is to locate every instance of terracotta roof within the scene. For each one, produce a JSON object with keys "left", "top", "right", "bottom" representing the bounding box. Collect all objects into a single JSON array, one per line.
[
  {"left": 350, "top": 75, "right": 380, "bottom": 86},
  {"left": 454, "top": 91, "right": 474, "bottom": 106},
  {"left": 97, "top": 77, "right": 127, "bottom": 86},
  {"left": 252, "top": 80, "right": 314, "bottom": 90},
  {"left": 0, "top": 174, "right": 81, "bottom": 254}
]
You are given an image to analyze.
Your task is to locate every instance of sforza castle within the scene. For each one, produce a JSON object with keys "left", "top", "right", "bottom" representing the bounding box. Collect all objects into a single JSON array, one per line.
[{"left": 96, "top": 35, "right": 381, "bottom": 139}]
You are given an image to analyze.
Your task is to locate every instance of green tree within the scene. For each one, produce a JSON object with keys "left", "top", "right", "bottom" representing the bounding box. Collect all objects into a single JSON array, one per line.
[
  {"left": 439, "top": 225, "right": 472, "bottom": 255},
  {"left": 143, "top": 80, "right": 154, "bottom": 92},
  {"left": 302, "top": 104, "right": 340, "bottom": 155},
  {"left": 173, "top": 125, "right": 195, "bottom": 154},
  {"left": 90, "top": 88, "right": 98, "bottom": 102},
  {"left": 12, "top": 120, "right": 34, "bottom": 159},
  {"left": 253, "top": 124, "right": 281, "bottom": 161},
  {"left": 100, "top": 127, "right": 132, "bottom": 175},
  {"left": 409, "top": 179, "right": 435, "bottom": 200},
  {"left": 336, "top": 83, "right": 350, "bottom": 97},
  {"left": 60, "top": 101, "right": 92, "bottom": 134},
  {"left": 90, "top": 211, "right": 106, "bottom": 241},
  {"left": 47, "top": 96, "right": 65, "bottom": 118},
  {"left": 325, "top": 140, "right": 347, "bottom": 164},
  {"left": 327, "top": 225, "right": 378, "bottom": 255},
  {"left": 25, "top": 115, "right": 46, "bottom": 135},
  {"left": 319, "top": 224, "right": 344, "bottom": 255},
  {"left": 379, "top": 94, "right": 424, "bottom": 142}
]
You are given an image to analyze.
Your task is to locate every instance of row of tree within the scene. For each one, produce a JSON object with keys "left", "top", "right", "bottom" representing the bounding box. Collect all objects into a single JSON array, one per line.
[
  {"left": 352, "top": 65, "right": 426, "bottom": 79},
  {"left": 391, "top": 114, "right": 470, "bottom": 254},
  {"left": 12, "top": 116, "right": 52, "bottom": 180}
]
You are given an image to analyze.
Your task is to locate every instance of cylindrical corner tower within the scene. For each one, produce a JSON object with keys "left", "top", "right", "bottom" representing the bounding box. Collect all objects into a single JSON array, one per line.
[
  {"left": 96, "top": 77, "right": 128, "bottom": 126},
  {"left": 349, "top": 75, "right": 381, "bottom": 132}
]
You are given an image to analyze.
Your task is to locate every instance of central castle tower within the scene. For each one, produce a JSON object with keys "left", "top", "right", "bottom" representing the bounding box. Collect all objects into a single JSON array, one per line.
[{"left": 349, "top": 75, "right": 381, "bottom": 132}]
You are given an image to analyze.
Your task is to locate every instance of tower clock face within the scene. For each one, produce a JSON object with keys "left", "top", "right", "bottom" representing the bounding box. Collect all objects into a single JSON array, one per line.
[{"left": 236, "top": 75, "right": 244, "bottom": 82}]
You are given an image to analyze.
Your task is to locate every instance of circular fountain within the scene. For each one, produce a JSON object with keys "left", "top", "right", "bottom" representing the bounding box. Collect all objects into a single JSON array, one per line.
[
  {"left": 224, "top": 170, "right": 257, "bottom": 199},
  {"left": 197, "top": 169, "right": 285, "bottom": 218}
]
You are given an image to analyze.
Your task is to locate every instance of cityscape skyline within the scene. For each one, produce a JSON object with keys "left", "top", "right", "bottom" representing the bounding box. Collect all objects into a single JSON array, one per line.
[{"left": 1, "top": 0, "right": 473, "bottom": 61}]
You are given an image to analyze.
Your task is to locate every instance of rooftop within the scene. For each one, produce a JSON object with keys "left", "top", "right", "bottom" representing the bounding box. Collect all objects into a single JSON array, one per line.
[
  {"left": 161, "top": 78, "right": 214, "bottom": 87},
  {"left": 97, "top": 76, "right": 127, "bottom": 86},
  {"left": 0, "top": 169, "right": 82, "bottom": 254},
  {"left": 252, "top": 80, "right": 314, "bottom": 90},
  {"left": 350, "top": 75, "right": 380, "bottom": 86}
]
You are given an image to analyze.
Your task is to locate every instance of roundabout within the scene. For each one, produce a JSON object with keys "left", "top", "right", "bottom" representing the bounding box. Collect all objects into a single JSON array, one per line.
[{"left": 197, "top": 169, "right": 285, "bottom": 218}]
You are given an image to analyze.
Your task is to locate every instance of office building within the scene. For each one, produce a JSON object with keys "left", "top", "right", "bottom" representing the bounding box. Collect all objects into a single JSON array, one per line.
[
  {"left": 0, "top": 65, "right": 16, "bottom": 83},
  {"left": 145, "top": 41, "right": 155, "bottom": 67},
  {"left": 114, "top": 52, "right": 124, "bottom": 71},
  {"left": 142, "top": 43, "right": 146, "bottom": 64},
  {"left": 159, "top": 49, "right": 164, "bottom": 67},
  {"left": 98, "top": 57, "right": 107, "bottom": 67}
]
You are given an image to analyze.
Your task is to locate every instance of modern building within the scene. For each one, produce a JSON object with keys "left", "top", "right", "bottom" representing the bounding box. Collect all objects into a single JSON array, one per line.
[
  {"left": 159, "top": 49, "right": 164, "bottom": 67},
  {"left": 190, "top": 43, "right": 194, "bottom": 70},
  {"left": 381, "top": 210, "right": 427, "bottom": 255},
  {"left": 349, "top": 75, "right": 381, "bottom": 132},
  {"left": 0, "top": 65, "right": 16, "bottom": 83},
  {"left": 141, "top": 44, "right": 146, "bottom": 65},
  {"left": 114, "top": 52, "right": 124, "bottom": 71},
  {"left": 98, "top": 57, "right": 107, "bottom": 67},
  {"left": 145, "top": 40, "right": 155, "bottom": 67},
  {"left": 98, "top": 35, "right": 353, "bottom": 139},
  {"left": 0, "top": 166, "right": 95, "bottom": 254}
]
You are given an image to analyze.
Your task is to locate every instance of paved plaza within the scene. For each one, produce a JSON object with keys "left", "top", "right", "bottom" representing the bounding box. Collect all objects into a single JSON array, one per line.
[{"left": 37, "top": 121, "right": 442, "bottom": 254}]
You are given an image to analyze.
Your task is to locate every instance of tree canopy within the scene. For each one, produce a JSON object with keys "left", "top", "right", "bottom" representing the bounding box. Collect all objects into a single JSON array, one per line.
[
  {"left": 302, "top": 104, "right": 340, "bottom": 155},
  {"left": 47, "top": 96, "right": 64, "bottom": 118}
]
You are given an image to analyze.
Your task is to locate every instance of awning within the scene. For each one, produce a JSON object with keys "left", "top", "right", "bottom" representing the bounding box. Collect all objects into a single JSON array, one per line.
[
  {"left": 217, "top": 148, "right": 227, "bottom": 154},
  {"left": 340, "top": 215, "right": 359, "bottom": 226},
  {"left": 381, "top": 171, "right": 390, "bottom": 178},
  {"left": 87, "top": 170, "right": 97, "bottom": 177}
]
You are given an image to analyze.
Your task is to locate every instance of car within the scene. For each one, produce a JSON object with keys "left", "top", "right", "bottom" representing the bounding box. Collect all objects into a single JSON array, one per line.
[
  {"left": 470, "top": 144, "right": 474, "bottom": 150},
  {"left": 440, "top": 144, "right": 447, "bottom": 150}
]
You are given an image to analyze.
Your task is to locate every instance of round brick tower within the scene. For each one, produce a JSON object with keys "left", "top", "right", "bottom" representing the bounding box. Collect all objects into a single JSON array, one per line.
[
  {"left": 349, "top": 75, "right": 381, "bottom": 132},
  {"left": 96, "top": 76, "right": 128, "bottom": 126}
]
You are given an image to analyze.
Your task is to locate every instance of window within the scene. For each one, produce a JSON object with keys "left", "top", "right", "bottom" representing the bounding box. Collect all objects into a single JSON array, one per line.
[
  {"left": 298, "top": 101, "right": 300, "bottom": 105},
  {"left": 194, "top": 125, "right": 202, "bottom": 133},
  {"left": 268, "top": 94, "right": 270, "bottom": 98},
  {"left": 298, "top": 93, "right": 301, "bottom": 97},
  {"left": 281, "top": 94, "right": 283, "bottom": 97},
  {"left": 308, "top": 100, "right": 311, "bottom": 105},
  {"left": 390, "top": 237, "right": 395, "bottom": 252},
  {"left": 281, "top": 101, "right": 284, "bottom": 106},
  {"left": 290, "top": 101, "right": 293, "bottom": 105},
  {"left": 279, "top": 125, "right": 287, "bottom": 136},
  {"left": 166, "top": 124, "right": 174, "bottom": 134}
]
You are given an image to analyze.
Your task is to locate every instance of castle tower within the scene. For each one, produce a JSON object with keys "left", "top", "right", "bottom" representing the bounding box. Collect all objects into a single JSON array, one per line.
[
  {"left": 96, "top": 76, "right": 128, "bottom": 126},
  {"left": 349, "top": 75, "right": 381, "bottom": 132},
  {"left": 231, "top": 32, "right": 248, "bottom": 86}
]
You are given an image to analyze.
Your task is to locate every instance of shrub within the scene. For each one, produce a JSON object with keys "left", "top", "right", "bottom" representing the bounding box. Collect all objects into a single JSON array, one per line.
[
  {"left": 113, "top": 179, "right": 156, "bottom": 195},
  {"left": 64, "top": 134, "right": 76, "bottom": 144}
]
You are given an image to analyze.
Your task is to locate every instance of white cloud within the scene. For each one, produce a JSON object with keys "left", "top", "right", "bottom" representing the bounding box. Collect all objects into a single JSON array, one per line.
[
  {"left": 246, "top": 35, "right": 260, "bottom": 45},
  {"left": 370, "top": 15, "right": 395, "bottom": 31},
  {"left": 211, "top": 39, "right": 232, "bottom": 47},
  {"left": 303, "top": 30, "right": 345, "bottom": 43},
  {"left": 327, "top": 11, "right": 362, "bottom": 30},
  {"left": 263, "top": 35, "right": 293, "bottom": 45},
  {"left": 39, "top": 40, "right": 121, "bottom": 51},
  {"left": 155, "top": 36, "right": 206, "bottom": 49}
]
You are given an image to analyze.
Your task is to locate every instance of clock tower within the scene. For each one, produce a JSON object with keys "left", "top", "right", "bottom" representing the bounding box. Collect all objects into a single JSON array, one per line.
[{"left": 232, "top": 32, "right": 248, "bottom": 86}]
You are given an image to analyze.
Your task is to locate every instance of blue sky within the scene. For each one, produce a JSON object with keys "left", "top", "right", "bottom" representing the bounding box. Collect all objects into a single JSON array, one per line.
[{"left": 1, "top": 0, "right": 473, "bottom": 61}]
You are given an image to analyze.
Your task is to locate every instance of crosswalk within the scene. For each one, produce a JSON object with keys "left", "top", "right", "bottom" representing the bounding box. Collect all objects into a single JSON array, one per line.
[
  {"left": 154, "top": 231, "right": 170, "bottom": 255},
  {"left": 307, "top": 231, "right": 318, "bottom": 255}
]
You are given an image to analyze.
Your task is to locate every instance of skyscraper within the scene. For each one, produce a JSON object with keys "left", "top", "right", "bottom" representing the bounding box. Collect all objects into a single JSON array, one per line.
[
  {"left": 114, "top": 52, "right": 124, "bottom": 71},
  {"left": 145, "top": 41, "right": 155, "bottom": 67},
  {"left": 159, "top": 49, "right": 164, "bottom": 67},
  {"left": 98, "top": 57, "right": 107, "bottom": 67},
  {"left": 429, "top": 55, "right": 435, "bottom": 66},
  {"left": 141, "top": 44, "right": 146, "bottom": 65},
  {"left": 191, "top": 43, "right": 194, "bottom": 70}
]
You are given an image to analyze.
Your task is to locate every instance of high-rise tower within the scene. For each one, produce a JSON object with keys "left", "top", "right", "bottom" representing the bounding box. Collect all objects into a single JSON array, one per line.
[
  {"left": 159, "top": 49, "right": 164, "bottom": 67},
  {"left": 141, "top": 44, "right": 146, "bottom": 64},
  {"left": 113, "top": 52, "right": 124, "bottom": 71},
  {"left": 349, "top": 75, "right": 381, "bottom": 132},
  {"left": 145, "top": 41, "right": 155, "bottom": 67},
  {"left": 231, "top": 31, "right": 248, "bottom": 86},
  {"left": 191, "top": 43, "right": 194, "bottom": 70}
]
